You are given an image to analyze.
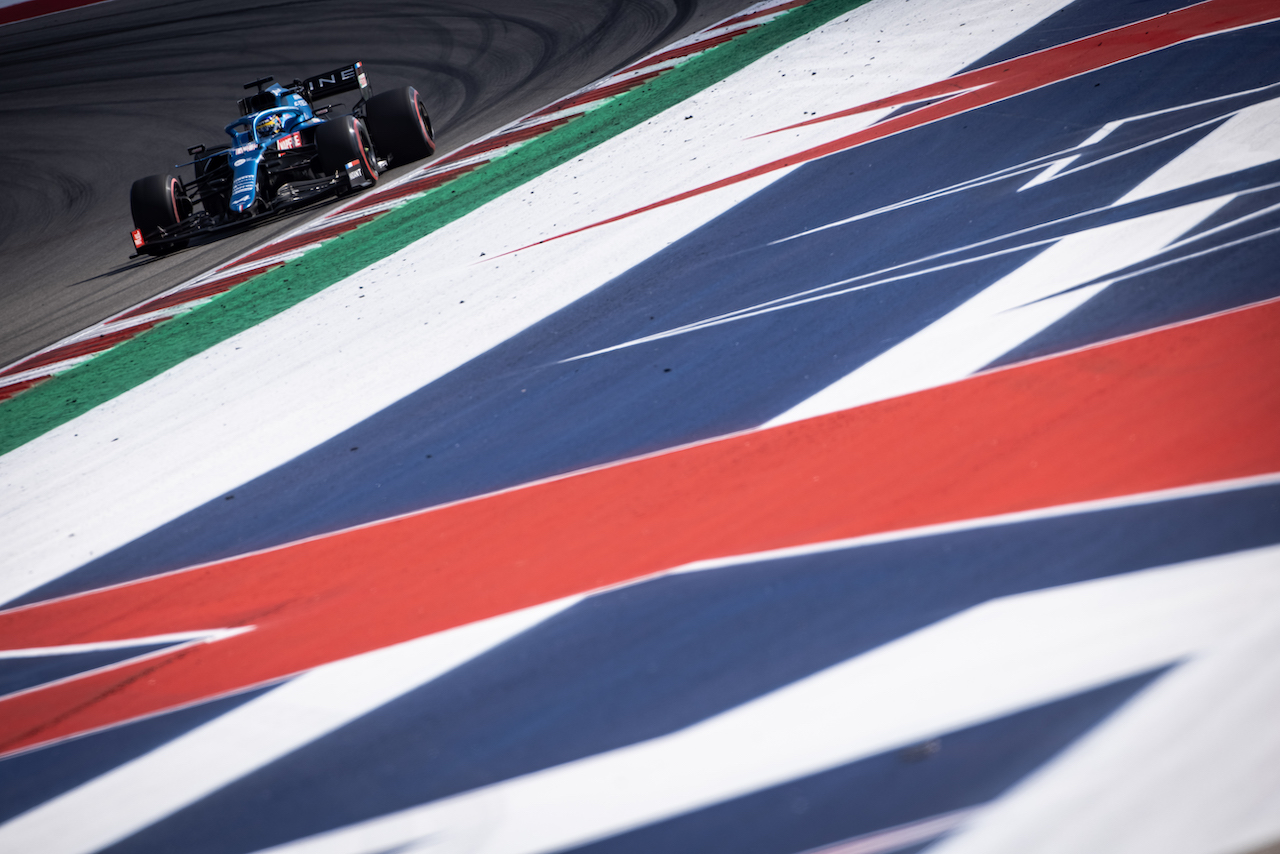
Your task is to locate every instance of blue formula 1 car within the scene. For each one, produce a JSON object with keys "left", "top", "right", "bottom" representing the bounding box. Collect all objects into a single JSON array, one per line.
[{"left": 129, "top": 62, "right": 435, "bottom": 256}]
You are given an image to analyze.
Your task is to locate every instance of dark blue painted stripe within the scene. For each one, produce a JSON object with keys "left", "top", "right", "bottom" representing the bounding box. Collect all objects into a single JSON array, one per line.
[
  {"left": 0, "top": 641, "right": 177, "bottom": 699},
  {"left": 566, "top": 670, "right": 1167, "bottom": 854},
  {"left": 98, "top": 483, "right": 1279, "bottom": 854},
  {"left": 0, "top": 685, "right": 277, "bottom": 824},
  {"left": 957, "top": 0, "right": 1202, "bottom": 72},
  {"left": 990, "top": 195, "right": 1280, "bottom": 367}
]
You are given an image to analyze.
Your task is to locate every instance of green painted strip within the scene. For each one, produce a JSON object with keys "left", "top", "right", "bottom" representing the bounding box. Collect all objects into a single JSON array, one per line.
[{"left": 0, "top": 0, "right": 871, "bottom": 457}]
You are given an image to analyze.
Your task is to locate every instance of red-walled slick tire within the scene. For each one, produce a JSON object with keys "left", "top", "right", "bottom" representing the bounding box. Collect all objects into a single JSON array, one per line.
[
  {"left": 365, "top": 86, "right": 436, "bottom": 166},
  {"left": 130, "top": 174, "right": 190, "bottom": 255},
  {"left": 314, "top": 115, "right": 378, "bottom": 185}
]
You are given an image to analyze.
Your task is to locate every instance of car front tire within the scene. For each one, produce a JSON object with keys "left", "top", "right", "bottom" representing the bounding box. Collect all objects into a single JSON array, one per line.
[
  {"left": 314, "top": 115, "right": 378, "bottom": 186},
  {"left": 130, "top": 174, "right": 190, "bottom": 255}
]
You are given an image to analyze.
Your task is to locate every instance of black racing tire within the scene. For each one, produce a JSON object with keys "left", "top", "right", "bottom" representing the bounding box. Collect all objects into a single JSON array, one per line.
[
  {"left": 314, "top": 115, "right": 378, "bottom": 184},
  {"left": 364, "top": 86, "right": 436, "bottom": 166},
  {"left": 130, "top": 174, "right": 190, "bottom": 254}
]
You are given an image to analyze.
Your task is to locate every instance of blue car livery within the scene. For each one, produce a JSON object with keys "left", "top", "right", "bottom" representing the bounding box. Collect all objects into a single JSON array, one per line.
[{"left": 129, "top": 62, "right": 436, "bottom": 256}]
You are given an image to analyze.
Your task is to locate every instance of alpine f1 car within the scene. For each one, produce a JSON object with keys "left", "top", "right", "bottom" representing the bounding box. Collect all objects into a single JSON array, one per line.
[{"left": 129, "top": 62, "right": 435, "bottom": 256}]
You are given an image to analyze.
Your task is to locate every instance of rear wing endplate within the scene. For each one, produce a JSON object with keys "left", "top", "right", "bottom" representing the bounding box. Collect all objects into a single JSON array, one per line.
[{"left": 303, "top": 61, "right": 373, "bottom": 103}]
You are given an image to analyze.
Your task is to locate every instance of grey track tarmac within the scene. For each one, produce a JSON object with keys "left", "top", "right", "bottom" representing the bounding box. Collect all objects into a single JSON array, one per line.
[{"left": 0, "top": 0, "right": 760, "bottom": 369}]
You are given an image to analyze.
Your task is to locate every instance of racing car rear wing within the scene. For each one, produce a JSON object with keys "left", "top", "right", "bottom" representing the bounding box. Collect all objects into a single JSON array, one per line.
[{"left": 303, "top": 61, "right": 373, "bottom": 104}]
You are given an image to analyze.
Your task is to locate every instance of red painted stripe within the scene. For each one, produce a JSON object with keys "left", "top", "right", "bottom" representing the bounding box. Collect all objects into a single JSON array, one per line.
[
  {"left": 621, "top": 29, "right": 755, "bottom": 75},
  {"left": 775, "top": 0, "right": 1280, "bottom": 133},
  {"left": 0, "top": 377, "right": 49, "bottom": 402},
  {"left": 718, "top": 0, "right": 810, "bottom": 29},
  {"left": 616, "top": 0, "right": 810, "bottom": 76},
  {"left": 342, "top": 163, "right": 484, "bottom": 212},
  {"left": 0, "top": 320, "right": 164, "bottom": 377},
  {"left": 2, "top": 298, "right": 1279, "bottom": 755},
  {"left": 530, "top": 73, "right": 664, "bottom": 119},
  {"left": 0, "top": 0, "right": 109, "bottom": 26},
  {"left": 233, "top": 211, "right": 385, "bottom": 267},
  {"left": 435, "top": 116, "right": 576, "bottom": 163},
  {"left": 512, "top": 0, "right": 1280, "bottom": 254},
  {"left": 116, "top": 265, "right": 285, "bottom": 321}
]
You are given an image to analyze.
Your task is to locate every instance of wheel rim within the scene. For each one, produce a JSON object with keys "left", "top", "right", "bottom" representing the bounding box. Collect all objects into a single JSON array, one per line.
[
  {"left": 168, "top": 178, "right": 181, "bottom": 223},
  {"left": 415, "top": 98, "right": 432, "bottom": 140},
  {"left": 358, "top": 122, "right": 377, "bottom": 178}
]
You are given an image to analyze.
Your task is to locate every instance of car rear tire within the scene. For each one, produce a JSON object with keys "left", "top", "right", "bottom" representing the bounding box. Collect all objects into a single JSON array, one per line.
[
  {"left": 130, "top": 174, "right": 190, "bottom": 255},
  {"left": 314, "top": 115, "right": 378, "bottom": 186},
  {"left": 364, "top": 86, "right": 436, "bottom": 166}
]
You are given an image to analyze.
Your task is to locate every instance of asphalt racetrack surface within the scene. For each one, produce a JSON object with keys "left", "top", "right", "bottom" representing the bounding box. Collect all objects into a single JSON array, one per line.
[{"left": 0, "top": 0, "right": 760, "bottom": 368}]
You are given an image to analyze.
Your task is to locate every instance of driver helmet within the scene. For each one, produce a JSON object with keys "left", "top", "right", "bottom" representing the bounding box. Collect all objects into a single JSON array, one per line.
[{"left": 255, "top": 113, "right": 284, "bottom": 137}]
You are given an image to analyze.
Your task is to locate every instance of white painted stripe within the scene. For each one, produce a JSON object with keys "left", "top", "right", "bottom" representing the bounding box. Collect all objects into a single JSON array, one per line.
[
  {"left": 509, "top": 106, "right": 591, "bottom": 128},
  {"left": 210, "top": 258, "right": 302, "bottom": 280},
  {"left": 803, "top": 808, "right": 979, "bottom": 854},
  {"left": 932, "top": 592, "right": 1280, "bottom": 854},
  {"left": 657, "top": 12, "right": 783, "bottom": 50},
  {"left": 1017, "top": 155, "right": 1079, "bottom": 191},
  {"left": 1115, "top": 93, "right": 1280, "bottom": 204},
  {"left": 316, "top": 202, "right": 403, "bottom": 224},
  {"left": 0, "top": 627, "right": 256, "bottom": 704},
  {"left": 413, "top": 147, "right": 500, "bottom": 173},
  {"left": 0, "top": 259, "right": 290, "bottom": 376},
  {"left": 768, "top": 91, "right": 1280, "bottom": 425},
  {"left": 0, "top": 0, "right": 1076, "bottom": 604},
  {"left": 9, "top": 310, "right": 168, "bottom": 352},
  {"left": 94, "top": 305, "right": 200, "bottom": 329},
  {"left": 0, "top": 597, "right": 580, "bottom": 854},
  {"left": 663, "top": 472, "right": 1280, "bottom": 579},
  {"left": 241, "top": 545, "right": 1280, "bottom": 854},
  {"left": 0, "top": 627, "right": 252, "bottom": 658},
  {"left": 1078, "top": 120, "right": 1122, "bottom": 147},
  {"left": 1, "top": 359, "right": 92, "bottom": 387},
  {"left": 768, "top": 84, "right": 1280, "bottom": 246},
  {"left": 766, "top": 198, "right": 1226, "bottom": 423},
  {"left": 569, "top": 62, "right": 672, "bottom": 89},
  {"left": 514, "top": 99, "right": 628, "bottom": 128},
  {"left": 215, "top": 251, "right": 317, "bottom": 273}
]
